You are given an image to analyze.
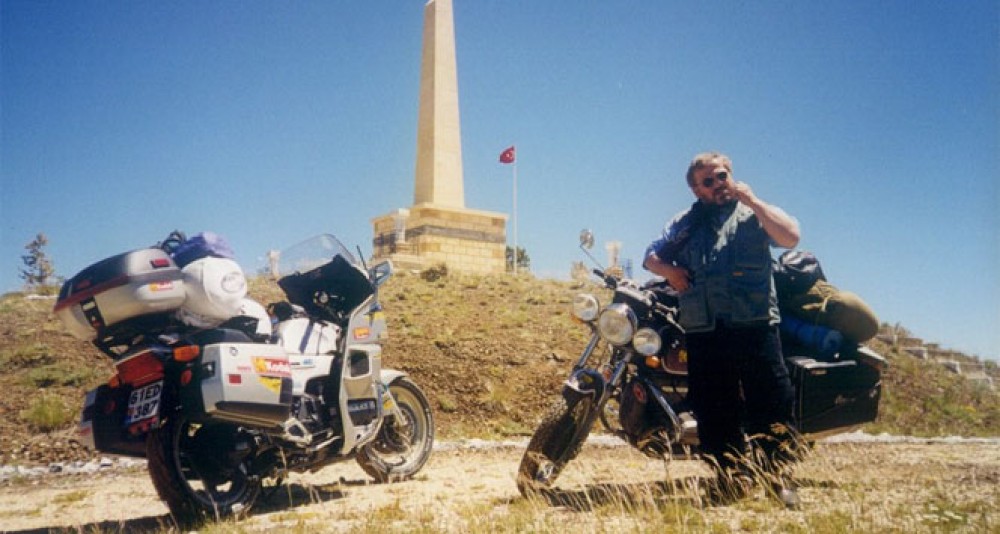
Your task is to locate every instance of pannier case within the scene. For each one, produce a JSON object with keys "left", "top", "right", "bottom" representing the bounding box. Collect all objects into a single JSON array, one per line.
[
  {"left": 196, "top": 342, "right": 293, "bottom": 428},
  {"left": 54, "top": 249, "right": 186, "bottom": 342},
  {"left": 788, "top": 346, "right": 884, "bottom": 438},
  {"left": 78, "top": 384, "right": 148, "bottom": 459}
]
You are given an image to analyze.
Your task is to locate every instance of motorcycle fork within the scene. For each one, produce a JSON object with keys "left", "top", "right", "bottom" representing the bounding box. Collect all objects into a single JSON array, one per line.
[
  {"left": 571, "top": 331, "right": 602, "bottom": 372},
  {"left": 556, "top": 347, "right": 633, "bottom": 465}
]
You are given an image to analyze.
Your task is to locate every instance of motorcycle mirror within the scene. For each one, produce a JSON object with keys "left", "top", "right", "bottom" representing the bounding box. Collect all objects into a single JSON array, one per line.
[
  {"left": 371, "top": 260, "right": 393, "bottom": 287},
  {"left": 578, "top": 229, "right": 606, "bottom": 274}
]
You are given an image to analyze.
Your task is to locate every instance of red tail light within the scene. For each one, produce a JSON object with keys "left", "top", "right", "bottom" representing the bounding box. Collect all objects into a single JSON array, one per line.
[{"left": 116, "top": 350, "right": 164, "bottom": 386}]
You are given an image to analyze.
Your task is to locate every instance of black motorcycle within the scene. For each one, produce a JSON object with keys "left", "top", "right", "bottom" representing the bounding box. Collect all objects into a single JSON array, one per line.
[{"left": 517, "top": 230, "right": 886, "bottom": 495}]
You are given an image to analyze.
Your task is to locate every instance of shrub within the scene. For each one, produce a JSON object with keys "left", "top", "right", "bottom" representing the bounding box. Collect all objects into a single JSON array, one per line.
[
  {"left": 420, "top": 263, "right": 448, "bottom": 282},
  {"left": 21, "top": 393, "right": 73, "bottom": 432}
]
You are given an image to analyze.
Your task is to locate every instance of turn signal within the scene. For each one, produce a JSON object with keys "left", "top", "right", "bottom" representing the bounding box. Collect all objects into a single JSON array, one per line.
[
  {"left": 173, "top": 345, "right": 200, "bottom": 362},
  {"left": 645, "top": 355, "right": 661, "bottom": 369}
]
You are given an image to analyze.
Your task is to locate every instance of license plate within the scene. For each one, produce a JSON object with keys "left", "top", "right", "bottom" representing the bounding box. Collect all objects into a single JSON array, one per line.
[{"left": 126, "top": 380, "right": 163, "bottom": 425}]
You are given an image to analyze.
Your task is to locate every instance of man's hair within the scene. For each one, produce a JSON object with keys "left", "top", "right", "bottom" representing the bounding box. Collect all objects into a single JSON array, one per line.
[{"left": 686, "top": 152, "right": 733, "bottom": 187}]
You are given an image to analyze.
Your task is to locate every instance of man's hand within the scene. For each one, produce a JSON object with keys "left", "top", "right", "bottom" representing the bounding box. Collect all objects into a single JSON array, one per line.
[
  {"left": 732, "top": 181, "right": 759, "bottom": 208},
  {"left": 732, "top": 180, "right": 800, "bottom": 249},
  {"left": 645, "top": 253, "right": 692, "bottom": 292}
]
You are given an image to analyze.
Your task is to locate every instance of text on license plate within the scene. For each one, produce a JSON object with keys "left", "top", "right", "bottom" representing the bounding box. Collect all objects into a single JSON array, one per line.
[{"left": 126, "top": 381, "right": 163, "bottom": 425}]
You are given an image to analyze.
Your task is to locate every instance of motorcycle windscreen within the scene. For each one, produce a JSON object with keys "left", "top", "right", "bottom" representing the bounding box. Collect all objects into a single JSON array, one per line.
[
  {"left": 278, "top": 255, "right": 373, "bottom": 322},
  {"left": 788, "top": 356, "right": 882, "bottom": 437}
]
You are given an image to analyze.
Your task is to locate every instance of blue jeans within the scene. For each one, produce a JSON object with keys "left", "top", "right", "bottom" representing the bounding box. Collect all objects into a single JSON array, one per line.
[{"left": 686, "top": 323, "right": 798, "bottom": 475}]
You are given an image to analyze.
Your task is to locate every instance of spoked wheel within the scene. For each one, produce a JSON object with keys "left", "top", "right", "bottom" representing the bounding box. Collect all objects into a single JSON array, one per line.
[
  {"left": 517, "top": 394, "right": 596, "bottom": 496},
  {"left": 146, "top": 414, "right": 262, "bottom": 525},
  {"left": 356, "top": 377, "right": 435, "bottom": 482}
]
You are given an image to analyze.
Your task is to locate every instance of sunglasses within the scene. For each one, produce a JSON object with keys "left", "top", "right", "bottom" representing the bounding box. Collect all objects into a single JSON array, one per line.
[{"left": 699, "top": 171, "right": 729, "bottom": 189}]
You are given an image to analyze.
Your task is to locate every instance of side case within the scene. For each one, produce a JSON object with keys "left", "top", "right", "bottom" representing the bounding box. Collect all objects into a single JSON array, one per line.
[
  {"left": 194, "top": 342, "right": 294, "bottom": 428},
  {"left": 78, "top": 385, "right": 147, "bottom": 458},
  {"left": 788, "top": 346, "right": 884, "bottom": 438}
]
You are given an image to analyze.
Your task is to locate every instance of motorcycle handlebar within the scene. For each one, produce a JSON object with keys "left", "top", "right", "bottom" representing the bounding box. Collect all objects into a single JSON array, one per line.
[
  {"left": 592, "top": 268, "right": 619, "bottom": 289},
  {"left": 653, "top": 302, "right": 685, "bottom": 334}
]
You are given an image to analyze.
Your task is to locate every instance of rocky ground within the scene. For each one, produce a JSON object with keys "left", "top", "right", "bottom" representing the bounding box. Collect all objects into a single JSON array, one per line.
[{"left": 1, "top": 438, "right": 998, "bottom": 533}]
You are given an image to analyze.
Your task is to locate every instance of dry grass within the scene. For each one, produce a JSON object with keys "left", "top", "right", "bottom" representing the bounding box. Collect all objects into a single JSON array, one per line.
[{"left": 174, "top": 442, "right": 1000, "bottom": 533}]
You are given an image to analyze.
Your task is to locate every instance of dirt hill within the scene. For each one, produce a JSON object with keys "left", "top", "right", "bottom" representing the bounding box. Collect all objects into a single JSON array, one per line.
[{"left": 2, "top": 270, "right": 999, "bottom": 467}]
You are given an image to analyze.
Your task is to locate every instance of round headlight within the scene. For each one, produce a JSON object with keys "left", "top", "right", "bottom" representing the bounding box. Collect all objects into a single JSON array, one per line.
[
  {"left": 572, "top": 293, "right": 600, "bottom": 322},
  {"left": 632, "top": 327, "right": 662, "bottom": 356},
  {"left": 597, "top": 303, "right": 637, "bottom": 345}
]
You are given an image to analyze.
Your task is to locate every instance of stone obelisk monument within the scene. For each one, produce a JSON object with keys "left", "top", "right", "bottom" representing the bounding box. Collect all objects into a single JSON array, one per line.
[{"left": 372, "top": 0, "right": 508, "bottom": 274}]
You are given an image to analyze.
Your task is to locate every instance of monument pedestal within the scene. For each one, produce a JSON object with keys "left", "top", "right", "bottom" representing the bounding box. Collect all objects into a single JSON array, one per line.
[
  {"left": 371, "top": 0, "right": 509, "bottom": 275},
  {"left": 372, "top": 204, "right": 507, "bottom": 274}
]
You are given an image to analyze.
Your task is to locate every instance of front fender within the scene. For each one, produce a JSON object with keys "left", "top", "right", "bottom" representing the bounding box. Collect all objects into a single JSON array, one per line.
[
  {"left": 379, "top": 368, "right": 408, "bottom": 386},
  {"left": 563, "top": 368, "right": 606, "bottom": 403}
]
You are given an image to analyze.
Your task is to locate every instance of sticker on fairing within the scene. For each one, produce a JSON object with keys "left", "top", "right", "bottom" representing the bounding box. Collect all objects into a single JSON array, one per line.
[
  {"left": 252, "top": 357, "right": 291, "bottom": 377},
  {"left": 257, "top": 376, "right": 284, "bottom": 393},
  {"left": 353, "top": 327, "right": 371, "bottom": 340}
]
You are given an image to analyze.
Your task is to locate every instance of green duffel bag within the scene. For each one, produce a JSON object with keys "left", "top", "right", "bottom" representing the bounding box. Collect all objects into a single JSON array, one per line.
[{"left": 780, "top": 279, "right": 880, "bottom": 344}]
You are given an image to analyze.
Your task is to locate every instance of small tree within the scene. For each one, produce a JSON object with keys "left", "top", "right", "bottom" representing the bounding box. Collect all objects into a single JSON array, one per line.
[
  {"left": 20, "top": 233, "right": 56, "bottom": 290},
  {"left": 505, "top": 246, "right": 530, "bottom": 273}
]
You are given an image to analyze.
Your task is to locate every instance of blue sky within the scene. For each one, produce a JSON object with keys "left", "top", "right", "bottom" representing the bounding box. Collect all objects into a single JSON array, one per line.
[{"left": 2, "top": 1, "right": 997, "bottom": 361}]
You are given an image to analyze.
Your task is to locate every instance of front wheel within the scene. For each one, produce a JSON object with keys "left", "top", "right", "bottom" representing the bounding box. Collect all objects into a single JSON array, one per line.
[
  {"left": 516, "top": 394, "right": 597, "bottom": 496},
  {"left": 356, "top": 377, "right": 435, "bottom": 482},
  {"left": 146, "top": 414, "right": 262, "bottom": 525}
]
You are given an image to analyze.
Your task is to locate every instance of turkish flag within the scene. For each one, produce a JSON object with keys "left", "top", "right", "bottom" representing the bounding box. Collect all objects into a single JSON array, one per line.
[{"left": 499, "top": 146, "right": 515, "bottom": 164}]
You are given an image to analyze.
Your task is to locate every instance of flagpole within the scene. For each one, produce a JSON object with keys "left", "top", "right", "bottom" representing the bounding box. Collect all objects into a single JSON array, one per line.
[{"left": 513, "top": 157, "right": 518, "bottom": 275}]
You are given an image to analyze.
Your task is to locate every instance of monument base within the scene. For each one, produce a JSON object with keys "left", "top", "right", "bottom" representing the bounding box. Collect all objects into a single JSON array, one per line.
[{"left": 372, "top": 204, "right": 508, "bottom": 274}]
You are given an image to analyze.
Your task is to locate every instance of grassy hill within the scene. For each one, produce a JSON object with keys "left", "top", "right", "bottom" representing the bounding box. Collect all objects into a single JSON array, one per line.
[{"left": 2, "top": 271, "right": 998, "bottom": 467}]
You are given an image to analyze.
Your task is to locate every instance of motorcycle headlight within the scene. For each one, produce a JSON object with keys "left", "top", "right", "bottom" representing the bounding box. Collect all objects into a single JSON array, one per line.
[
  {"left": 572, "top": 293, "right": 600, "bottom": 322},
  {"left": 597, "top": 303, "right": 636, "bottom": 346},
  {"left": 632, "top": 328, "right": 663, "bottom": 356},
  {"left": 632, "top": 327, "right": 662, "bottom": 356}
]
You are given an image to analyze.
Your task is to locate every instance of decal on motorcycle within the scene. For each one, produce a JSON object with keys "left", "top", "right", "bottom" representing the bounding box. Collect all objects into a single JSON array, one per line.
[
  {"left": 258, "top": 376, "right": 283, "bottom": 394},
  {"left": 252, "top": 357, "right": 292, "bottom": 377},
  {"left": 289, "top": 357, "right": 317, "bottom": 369},
  {"left": 353, "top": 327, "right": 371, "bottom": 340},
  {"left": 148, "top": 281, "right": 175, "bottom": 292}
]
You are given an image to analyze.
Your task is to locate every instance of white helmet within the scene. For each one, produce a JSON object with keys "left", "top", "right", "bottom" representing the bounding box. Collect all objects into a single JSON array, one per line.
[{"left": 176, "top": 257, "right": 247, "bottom": 328}]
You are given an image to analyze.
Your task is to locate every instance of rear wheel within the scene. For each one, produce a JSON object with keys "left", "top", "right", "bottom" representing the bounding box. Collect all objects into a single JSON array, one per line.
[
  {"left": 516, "top": 394, "right": 596, "bottom": 496},
  {"left": 356, "top": 377, "right": 435, "bottom": 482},
  {"left": 146, "top": 415, "right": 261, "bottom": 525}
]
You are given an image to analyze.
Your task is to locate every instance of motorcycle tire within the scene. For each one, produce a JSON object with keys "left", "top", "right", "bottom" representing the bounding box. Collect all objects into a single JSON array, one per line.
[
  {"left": 516, "top": 394, "right": 596, "bottom": 496},
  {"left": 146, "top": 414, "right": 262, "bottom": 525},
  {"left": 356, "top": 377, "right": 435, "bottom": 483}
]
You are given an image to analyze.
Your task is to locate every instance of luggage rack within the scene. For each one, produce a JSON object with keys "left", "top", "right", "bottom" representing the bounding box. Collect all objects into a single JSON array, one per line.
[{"left": 91, "top": 313, "right": 183, "bottom": 358}]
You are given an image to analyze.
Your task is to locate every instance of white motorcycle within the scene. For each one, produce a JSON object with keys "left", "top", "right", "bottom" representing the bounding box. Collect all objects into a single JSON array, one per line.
[{"left": 57, "top": 233, "right": 434, "bottom": 523}]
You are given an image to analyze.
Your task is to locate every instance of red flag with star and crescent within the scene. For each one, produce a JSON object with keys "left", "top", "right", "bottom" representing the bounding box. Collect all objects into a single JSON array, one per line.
[{"left": 499, "top": 146, "right": 515, "bottom": 164}]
